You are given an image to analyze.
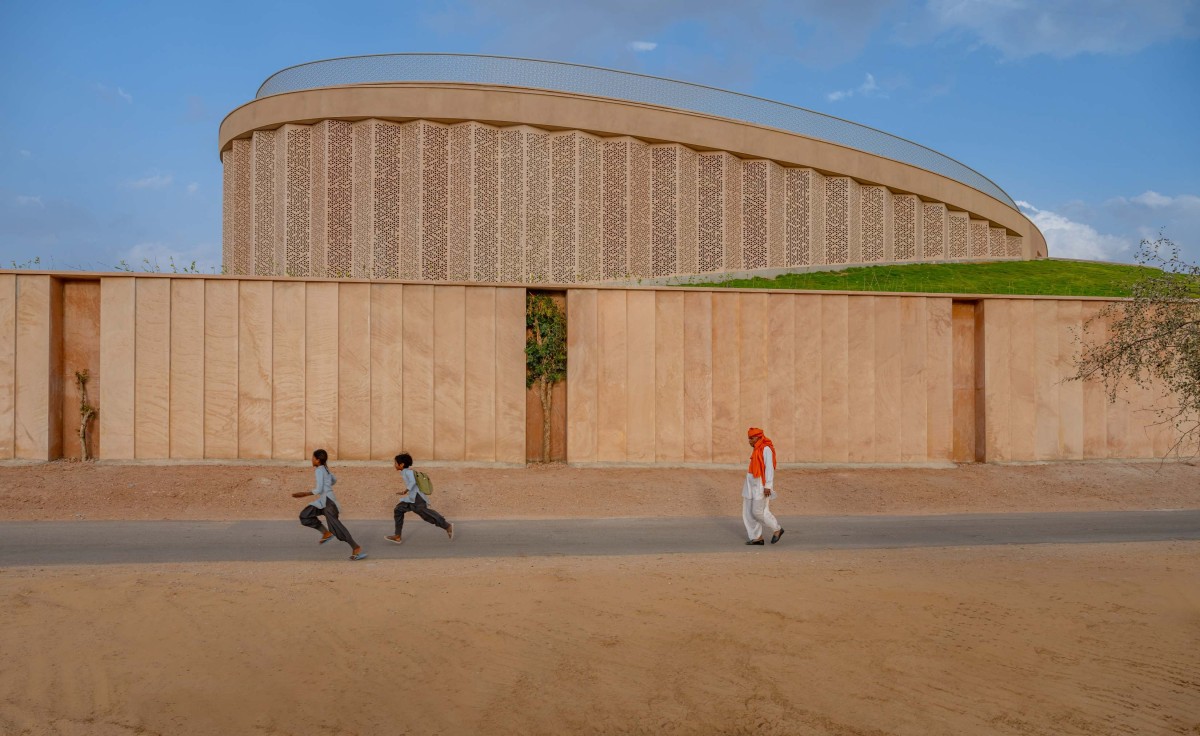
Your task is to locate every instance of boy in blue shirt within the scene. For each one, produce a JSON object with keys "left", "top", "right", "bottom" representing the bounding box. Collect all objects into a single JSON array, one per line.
[{"left": 385, "top": 452, "right": 454, "bottom": 544}]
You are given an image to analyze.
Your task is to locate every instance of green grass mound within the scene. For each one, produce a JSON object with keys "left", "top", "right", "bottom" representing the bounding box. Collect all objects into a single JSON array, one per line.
[{"left": 692, "top": 259, "right": 1156, "bottom": 297}]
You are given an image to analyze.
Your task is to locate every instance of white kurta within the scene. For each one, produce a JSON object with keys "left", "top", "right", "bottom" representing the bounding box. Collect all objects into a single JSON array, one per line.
[{"left": 742, "top": 446, "right": 780, "bottom": 540}]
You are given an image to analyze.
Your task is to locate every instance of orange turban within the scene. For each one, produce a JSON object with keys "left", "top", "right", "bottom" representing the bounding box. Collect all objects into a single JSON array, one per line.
[{"left": 747, "top": 428, "right": 775, "bottom": 480}]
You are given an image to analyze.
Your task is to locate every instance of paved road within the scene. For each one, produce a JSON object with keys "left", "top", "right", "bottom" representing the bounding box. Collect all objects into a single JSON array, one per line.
[{"left": 1, "top": 510, "right": 1197, "bottom": 566}]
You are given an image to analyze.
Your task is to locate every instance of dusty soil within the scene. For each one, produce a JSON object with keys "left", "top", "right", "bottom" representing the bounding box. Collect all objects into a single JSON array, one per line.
[
  {"left": 4, "top": 461, "right": 1197, "bottom": 734},
  {"left": 2, "top": 460, "right": 1198, "bottom": 521},
  {"left": 2, "top": 543, "right": 1197, "bottom": 736}
]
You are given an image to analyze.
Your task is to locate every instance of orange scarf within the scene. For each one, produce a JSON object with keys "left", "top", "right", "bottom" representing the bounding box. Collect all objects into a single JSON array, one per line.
[{"left": 748, "top": 434, "right": 776, "bottom": 481}]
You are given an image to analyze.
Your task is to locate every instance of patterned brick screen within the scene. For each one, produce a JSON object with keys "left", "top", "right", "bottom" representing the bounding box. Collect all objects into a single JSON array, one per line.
[{"left": 223, "top": 118, "right": 1028, "bottom": 282}]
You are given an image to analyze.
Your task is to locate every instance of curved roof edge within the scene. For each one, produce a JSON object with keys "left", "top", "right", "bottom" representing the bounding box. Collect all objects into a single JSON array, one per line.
[{"left": 254, "top": 53, "right": 1018, "bottom": 209}]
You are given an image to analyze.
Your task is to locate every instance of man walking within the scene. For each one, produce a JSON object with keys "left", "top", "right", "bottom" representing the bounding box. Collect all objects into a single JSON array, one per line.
[{"left": 743, "top": 427, "right": 784, "bottom": 545}]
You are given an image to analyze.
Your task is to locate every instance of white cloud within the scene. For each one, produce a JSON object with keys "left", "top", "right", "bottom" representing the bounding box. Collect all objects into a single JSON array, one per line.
[
  {"left": 1126, "top": 190, "right": 1200, "bottom": 210},
  {"left": 93, "top": 82, "right": 133, "bottom": 104},
  {"left": 628, "top": 41, "right": 657, "bottom": 51},
  {"left": 1018, "top": 201, "right": 1130, "bottom": 260},
  {"left": 186, "top": 182, "right": 199, "bottom": 195},
  {"left": 826, "top": 72, "right": 880, "bottom": 102},
  {"left": 921, "top": 0, "right": 1200, "bottom": 59},
  {"left": 15, "top": 195, "right": 43, "bottom": 208},
  {"left": 125, "top": 174, "right": 173, "bottom": 190}
]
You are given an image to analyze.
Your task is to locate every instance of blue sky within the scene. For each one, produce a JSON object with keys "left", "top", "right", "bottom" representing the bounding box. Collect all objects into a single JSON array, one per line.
[{"left": 1, "top": 0, "right": 1197, "bottom": 271}]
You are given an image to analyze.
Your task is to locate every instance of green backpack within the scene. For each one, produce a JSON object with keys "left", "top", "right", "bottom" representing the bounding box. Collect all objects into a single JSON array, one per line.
[{"left": 414, "top": 469, "right": 434, "bottom": 496}]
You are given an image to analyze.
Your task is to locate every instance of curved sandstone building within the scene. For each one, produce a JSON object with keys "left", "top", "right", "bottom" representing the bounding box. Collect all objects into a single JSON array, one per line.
[{"left": 220, "top": 54, "right": 1046, "bottom": 282}]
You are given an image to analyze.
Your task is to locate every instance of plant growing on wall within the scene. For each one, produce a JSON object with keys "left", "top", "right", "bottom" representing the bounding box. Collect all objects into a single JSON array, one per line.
[
  {"left": 1072, "top": 235, "right": 1200, "bottom": 456},
  {"left": 75, "top": 369, "right": 97, "bottom": 461},
  {"left": 526, "top": 293, "right": 567, "bottom": 463}
]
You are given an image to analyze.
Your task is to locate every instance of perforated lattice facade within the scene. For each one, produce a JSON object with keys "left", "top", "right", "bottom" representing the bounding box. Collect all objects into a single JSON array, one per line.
[
  {"left": 922, "top": 203, "right": 947, "bottom": 260},
  {"left": 969, "top": 219, "right": 989, "bottom": 259},
  {"left": 947, "top": 211, "right": 969, "bottom": 260},
  {"left": 893, "top": 194, "right": 920, "bottom": 261},
  {"left": 223, "top": 118, "right": 1027, "bottom": 283}
]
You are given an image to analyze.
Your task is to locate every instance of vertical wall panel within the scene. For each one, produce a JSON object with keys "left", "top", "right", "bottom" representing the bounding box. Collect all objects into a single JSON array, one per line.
[
  {"left": 204, "top": 280, "right": 239, "bottom": 458},
  {"left": 821, "top": 295, "right": 849, "bottom": 462},
  {"left": 654, "top": 291, "right": 685, "bottom": 463},
  {"left": 525, "top": 130, "right": 551, "bottom": 282},
  {"left": 421, "top": 122, "right": 451, "bottom": 281},
  {"left": 859, "top": 186, "right": 892, "bottom": 263},
  {"left": 370, "top": 283, "right": 404, "bottom": 460},
  {"left": 494, "top": 287, "right": 527, "bottom": 464},
  {"left": 981, "top": 299, "right": 1011, "bottom": 462},
  {"left": 738, "top": 292, "right": 769, "bottom": 453},
  {"left": 338, "top": 283, "right": 372, "bottom": 459},
  {"left": 899, "top": 298, "right": 928, "bottom": 462},
  {"left": 1032, "top": 300, "right": 1061, "bottom": 460},
  {"left": 432, "top": 286, "right": 466, "bottom": 460},
  {"left": 60, "top": 281, "right": 100, "bottom": 460},
  {"left": 922, "top": 203, "right": 948, "bottom": 261},
  {"left": 1056, "top": 301, "right": 1084, "bottom": 459},
  {"left": 15, "top": 276, "right": 54, "bottom": 459},
  {"left": 464, "top": 287, "right": 497, "bottom": 461},
  {"left": 626, "top": 291, "right": 656, "bottom": 461},
  {"left": 629, "top": 139, "right": 652, "bottom": 279},
  {"left": 132, "top": 279, "right": 170, "bottom": 458},
  {"left": 824, "top": 177, "right": 860, "bottom": 265},
  {"left": 304, "top": 282, "right": 338, "bottom": 457},
  {"left": 169, "top": 280, "right": 204, "bottom": 459},
  {"left": 567, "top": 289, "right": 599, "bottom": 462},
  {"left": 447, "top": 124, "right": 473, "bottom": 282},
  {"left": 793, "top": 295, "right": 822, "bottom": 462},
  {"left": 892, "top": 194, "right": 922, "bottom": 261},
  {"left": 874, "top": 297, "right": 903, "bottom": 462},
  {"left": 372, "top": 121, "right": 404, "bottom": 280},
  {"left": 951, "top": 301, "right": 977, "bottom": 463},
  {"left": 767, "top": 294, "right": 795, "bottom": 462},
  {"left": 682, "top": 291, "right": 713, "bottom": 463},
  {"left": 351, "top": 120, "right": 376, "bottom": 278},
  {"left": 947, "top": 211, "right": 969, "bottom": 260},
  {"left": 272, "top": 281, "right": 306, "bottom": 459},
  {"left": 710, "top": 291, "right": 741, "bottom": 463},
  {"left": 925, "top": 298, "right": 954, "bottom": 462},
  {"left": 472, "top": 125, "right": 501, "bottom": 282},
  {"left": 0, "top": 274, "right": 15, "bottom": 458},
  {"left": 401, "top": 285, "right": 435, "bottom": 460},
  {"left": 229, "top": 140, "right": 253, "bottom": 275},
  {"left": 497, "top": 128, "right": 526, "bottom": 283},
  {"left": 1008, "top": 300, "right": 1039, "bottom": 461},
  {"left": 846, "top": 296, "right": 876, "bottom": 462},
  {"left": 99, "top": 278, "right": 136, "bottom": 459},
  {"left": 597, "top": 290, "right": 628, "bottom": 461},
  {"left": 237, "top": 280, "right": 273, "bottom": 459},
  {"left": 551, "top": 132, "right": 579, "bottom": 283},
  {"left": 1080, "top": 302, "right": 1108, "bottom": 459}
]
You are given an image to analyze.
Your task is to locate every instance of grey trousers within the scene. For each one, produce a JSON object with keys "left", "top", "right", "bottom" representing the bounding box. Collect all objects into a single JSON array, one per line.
[
  {"left": 393, "top": 496, "right": 450, "bottom": 536},
  {"left": 300, "top": 501, "right": 358, "bottom": 549}
]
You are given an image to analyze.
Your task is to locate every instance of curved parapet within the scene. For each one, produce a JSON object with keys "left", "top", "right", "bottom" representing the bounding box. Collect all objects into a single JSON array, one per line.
[{"left": 220, "top": 54, "right": 1046, "bottom": 281}]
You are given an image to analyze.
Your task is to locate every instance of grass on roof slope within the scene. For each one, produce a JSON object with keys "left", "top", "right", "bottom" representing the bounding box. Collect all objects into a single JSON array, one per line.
[{"left": 690, "top": 259, "right": 1156, "bottom": 297}]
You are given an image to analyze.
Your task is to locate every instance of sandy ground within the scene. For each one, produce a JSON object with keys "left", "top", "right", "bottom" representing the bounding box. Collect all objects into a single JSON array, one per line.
[
  {"left": 3, "top": 461, "right": 1198, "bottom": 734},
  {"left": 2, "top": 459, "right": 1198, "bottom": 520},
  {"left": 1, "top": 543, "right": 1197, "bottom": 736}
]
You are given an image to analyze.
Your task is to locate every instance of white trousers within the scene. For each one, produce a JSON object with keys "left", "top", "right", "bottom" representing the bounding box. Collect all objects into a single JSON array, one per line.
[{"left": 743, "top": 496, "right": 781, "bottom": 540}]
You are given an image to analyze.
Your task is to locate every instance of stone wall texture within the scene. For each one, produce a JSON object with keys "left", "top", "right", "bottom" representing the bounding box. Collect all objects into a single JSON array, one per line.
[{"left": 222, "top": 120, "right": 1025, "bottom": 282}]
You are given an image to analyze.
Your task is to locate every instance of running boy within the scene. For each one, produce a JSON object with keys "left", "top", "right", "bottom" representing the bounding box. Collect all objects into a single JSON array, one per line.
[
  {"left": 292, "top": 449, "right": 368, "bottom": 560},
  {"left": 385, "top": 453, "right": 454, "bottom": 544}
]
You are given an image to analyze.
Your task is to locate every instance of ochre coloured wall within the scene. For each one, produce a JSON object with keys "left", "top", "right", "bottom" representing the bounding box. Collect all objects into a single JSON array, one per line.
[
  {"left": 0, "top": 273, "right": 1184, "bottom": 464},
  {"left": 221, "top": 118, "right": 1027, "bottom": 283},
  {"left": 85, "top": 276, "right": 526, "bottom": 462},
  {"left": 564, "top": 288, "right": 1186, "bottom": 465}
]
